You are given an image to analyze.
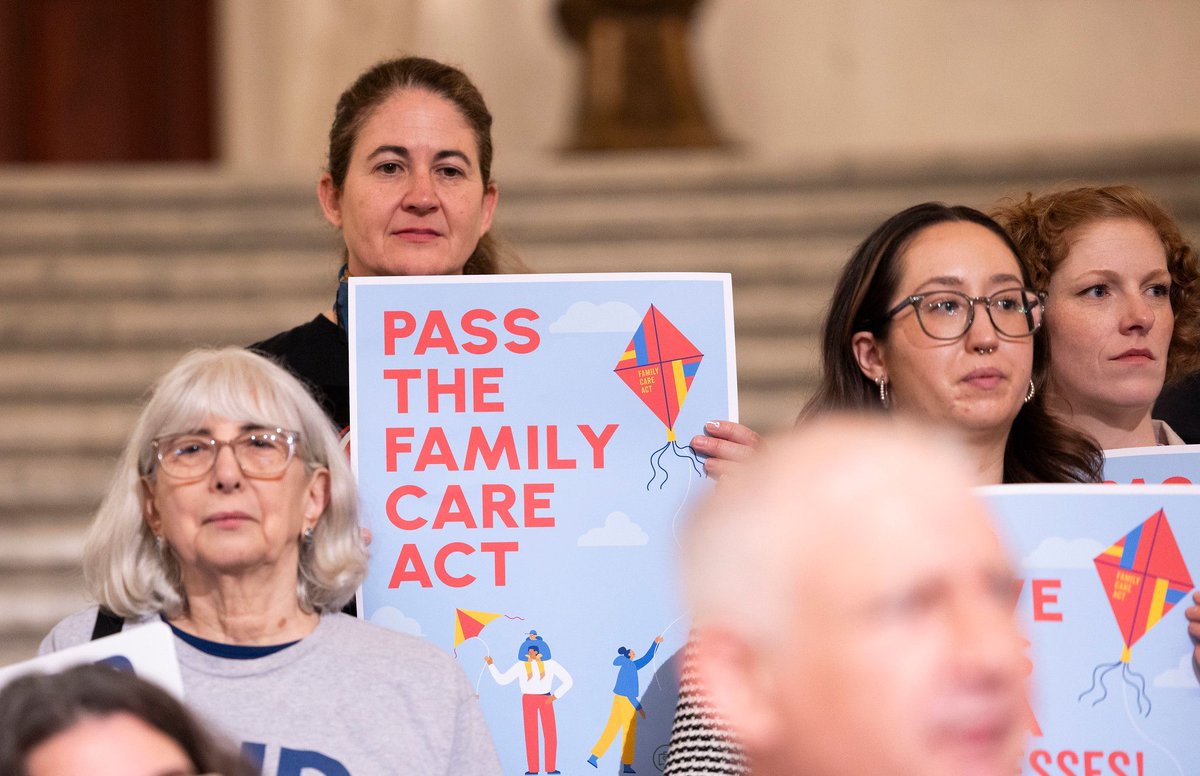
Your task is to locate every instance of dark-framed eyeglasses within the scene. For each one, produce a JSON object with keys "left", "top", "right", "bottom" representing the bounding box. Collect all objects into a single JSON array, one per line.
[
  {"left": 883, "top": 287, "right": 1044, "bottom": 341},
  {"left": 150, "top": 428, "right": 300, "bottom": 480}
]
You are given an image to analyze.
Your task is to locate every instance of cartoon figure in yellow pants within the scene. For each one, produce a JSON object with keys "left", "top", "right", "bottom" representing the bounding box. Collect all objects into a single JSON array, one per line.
[{"left": 588, "top": 635, "right": 663, "bottom": 774}]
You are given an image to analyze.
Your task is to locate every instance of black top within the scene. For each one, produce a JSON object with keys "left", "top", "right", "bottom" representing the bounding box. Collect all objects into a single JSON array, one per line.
[
  {"left": 251, "top": 314, "right": 351, "bottom": 433},
  {"left": 250, "top": 314, "right": 357, "bottom": 616},
  {"left": 1155, "top": 373, "right": 1200, "bottom": 444}
]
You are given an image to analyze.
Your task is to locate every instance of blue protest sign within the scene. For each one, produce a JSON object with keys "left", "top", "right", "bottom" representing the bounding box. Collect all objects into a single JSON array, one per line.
[{"left": 350, "top": 273, "right": 736, "bottom": 773}]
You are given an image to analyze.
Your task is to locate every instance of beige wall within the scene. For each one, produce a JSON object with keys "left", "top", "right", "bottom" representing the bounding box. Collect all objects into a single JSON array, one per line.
[{"left": 217, "top": 0, "right": 1200, "bottom": 180}]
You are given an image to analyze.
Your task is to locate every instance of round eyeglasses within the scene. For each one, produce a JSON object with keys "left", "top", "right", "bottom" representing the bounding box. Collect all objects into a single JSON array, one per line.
[
  {"left": 151, "top": 428, "right": 300, "bottom": 480},
  {"left": 884, "top": 287, "right": 1044, "bottom": 341}
]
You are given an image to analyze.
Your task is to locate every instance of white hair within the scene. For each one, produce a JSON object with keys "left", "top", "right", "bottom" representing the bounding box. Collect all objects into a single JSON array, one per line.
[
  {"left": 83, "top": 348, "right": 367, "bottom": 617},
  {"left": 681, "top": 414, "right": 976, "bottom": 640}
]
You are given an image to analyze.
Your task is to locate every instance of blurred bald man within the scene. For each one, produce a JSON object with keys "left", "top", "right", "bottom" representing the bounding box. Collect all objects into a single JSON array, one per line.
[{"left": 681, "top": 416, "right": 1027, "bottom": 776}]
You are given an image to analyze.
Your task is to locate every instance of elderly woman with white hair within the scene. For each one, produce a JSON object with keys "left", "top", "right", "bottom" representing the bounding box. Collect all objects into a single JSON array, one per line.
[{"left": 39, "top": 348, "right": 500, "bottom": 775}]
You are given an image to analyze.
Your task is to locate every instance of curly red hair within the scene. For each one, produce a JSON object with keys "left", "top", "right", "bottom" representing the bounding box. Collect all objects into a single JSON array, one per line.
[{"left": 994, "top": 185, "right": 1200, "bottom": 382}]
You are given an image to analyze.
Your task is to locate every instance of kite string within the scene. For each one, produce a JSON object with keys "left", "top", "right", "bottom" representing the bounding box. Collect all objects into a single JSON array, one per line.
[
  {"left": 646, "top": 442, "right": 670, "bottom": 490},
  {"left": 649, "top": 615, "right": 686, "bottom": 696},
  {"left": 1124, "top": 663, "right": 1151, "bottom": 716},
  {"left": 1078, "top": 660, "right": 1120, "bottom": 706},
  {"left": 1121, "top": 669, "right": 1183, "bottom": 776},
  {"left": 463, "top": 635, "right": 492, "bottom": 694},
  {"left": 669, "top": 441, "right": 704, "bottom": 478},
  {"left": 669, "top": 459, "right": 695, "bottom": 548}
]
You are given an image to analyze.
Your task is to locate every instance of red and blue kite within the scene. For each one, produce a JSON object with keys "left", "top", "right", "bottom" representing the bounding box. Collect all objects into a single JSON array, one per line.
[
  {"left": 614, "top": 305, "right": 705, "bottom": 488},
  {"left": 1079, "top": 509, "right": 1193, "bottom": 715}
]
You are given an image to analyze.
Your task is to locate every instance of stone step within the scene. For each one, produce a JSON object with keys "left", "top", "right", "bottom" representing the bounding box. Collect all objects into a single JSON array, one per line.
[
  {"left": 0, "top": 583, "right": 91, "bottom": 664},
  {"left": 3, "top": 159, "right": 1196, "bottom": 253},
  {"left": 0, "top": 453, "right": 114, "bottom": 514},
  {"left": 0, "top": 348, "right": 191, "bottom": 400},
  {"left": 0, "top": 283, "right": 829, "bottom": 348},
  {"left": 1, "top": 250, "right": 337, "bottom": 300},
  {"left": 0, "top": 297, "right": 326, "bottom": 348},
  {"left": 0, "top": 237, "right": 855, "bottom": 300}
]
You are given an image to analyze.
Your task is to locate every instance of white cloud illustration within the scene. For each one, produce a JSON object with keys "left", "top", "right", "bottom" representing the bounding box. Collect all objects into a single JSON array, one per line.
[
  {"left": 1154, "top": 653, "right": 1200, "bottom": 689},
  {"left": 549, "top": 301, "right": 641, "bottom": 333},
  {"left": 1022, "top": 537, "right": 1105, "bottom": 569},
  {"left": 369, "top": 606, "right": 424, "bottom": 636},
  {"left": 578, "top": 511, "right": 649, "bottom": 547}
]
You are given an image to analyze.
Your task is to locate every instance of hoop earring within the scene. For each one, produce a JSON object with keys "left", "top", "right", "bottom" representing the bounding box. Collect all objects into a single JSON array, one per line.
[
  {"left": 876, "top": 375, "right": 890, "bottom": 409},
  {"left": 1024, "top": 379, "right": 1036, "bottom": 403}
]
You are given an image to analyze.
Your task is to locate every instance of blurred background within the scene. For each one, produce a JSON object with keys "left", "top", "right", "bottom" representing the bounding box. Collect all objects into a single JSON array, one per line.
[{"left": 1, "top": 0, "right": 1198, "bottom": 662}]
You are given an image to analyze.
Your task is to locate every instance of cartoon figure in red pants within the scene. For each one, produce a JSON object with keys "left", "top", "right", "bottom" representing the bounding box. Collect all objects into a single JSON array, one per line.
[{"left": 485, "top": 630, "right": 574, "bottom": 775}]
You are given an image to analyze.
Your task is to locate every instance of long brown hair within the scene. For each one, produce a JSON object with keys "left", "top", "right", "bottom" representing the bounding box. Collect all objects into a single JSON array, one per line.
[{"left": 800, "top": 202, "right": 1103, "bottom": 484}]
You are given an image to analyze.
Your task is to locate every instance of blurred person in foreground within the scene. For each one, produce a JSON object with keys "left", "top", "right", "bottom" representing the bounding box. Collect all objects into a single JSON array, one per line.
[
  {"left": 0, "top": 662, "right": 256, "bottom": 776},
  {"left": 38, "top": 348, "right": 500, "bottom": 775},
  {"left": 680, "top": 416, "right": 1028, "bottom": 776}
]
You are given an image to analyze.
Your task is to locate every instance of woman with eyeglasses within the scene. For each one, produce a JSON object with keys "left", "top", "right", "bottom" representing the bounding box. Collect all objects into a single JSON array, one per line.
[
  {"left": 798, "top": 201, "right": 1104, "bottom": 484},
  {"left": 664, "top": 203, "right": 1103, "bottom": 776},
  {"left": 993, "top": 184, "right": 1200, "bottom": 450},
  {"left": 37, "top": 348, "right": 500, "bottom": 775}
]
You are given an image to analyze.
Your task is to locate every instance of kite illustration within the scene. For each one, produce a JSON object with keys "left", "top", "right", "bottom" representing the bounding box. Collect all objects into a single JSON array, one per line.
[
  {"left": 454, "top": 608, "right": 527, "bottom": 694},
  {"left": 453, "top": 608, "right": 525, "bottom": 657},
  {"left": 1079, "top": 509, "right": 1193, "bottom": 715},
  {"left": 614, "top": 305, "right": 705, "bottom": 488}
]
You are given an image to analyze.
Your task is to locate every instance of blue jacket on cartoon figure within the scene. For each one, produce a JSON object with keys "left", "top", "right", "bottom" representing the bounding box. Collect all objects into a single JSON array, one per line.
[
  {"left": 517, "top": 629, "right": 551, "bottom": 661},
  {"left": 611, "top": 640, "right": 659, "bottom": 710}
]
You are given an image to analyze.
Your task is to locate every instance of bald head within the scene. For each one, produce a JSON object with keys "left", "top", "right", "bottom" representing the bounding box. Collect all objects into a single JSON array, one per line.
[{"left": 683, "top": 415, "right": 1027, "bottom": 776}]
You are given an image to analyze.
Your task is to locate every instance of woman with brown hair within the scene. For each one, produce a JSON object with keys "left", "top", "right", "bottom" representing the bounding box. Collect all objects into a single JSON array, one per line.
[
  {"left": 798, "top": 201, "right": 1102, "bottom": 484},
  {"left": 253, "top": 56, "right": 526, "bottom": 433}
]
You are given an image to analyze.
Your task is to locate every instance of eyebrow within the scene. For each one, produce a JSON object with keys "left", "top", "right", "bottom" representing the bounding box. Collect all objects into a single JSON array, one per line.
[
  {"left": 911, "top": 273, "right": 1023, "bottom": 293},
  {"left": 177, "top": 422, "right": 271, "bottom": 436},
  {"left": 367, "top": 145, "right": 473, "bottom": 167}
]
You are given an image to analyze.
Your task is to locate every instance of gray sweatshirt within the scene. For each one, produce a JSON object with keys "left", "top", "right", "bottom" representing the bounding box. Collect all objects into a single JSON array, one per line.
[{"left": 41, "top": 607, "right": 502, "bottom": 776}]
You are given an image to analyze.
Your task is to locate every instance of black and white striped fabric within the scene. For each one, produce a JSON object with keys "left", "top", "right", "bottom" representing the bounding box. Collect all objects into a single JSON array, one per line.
[{"left": 663, "top": 639, "right": 749, "bottom": 776}]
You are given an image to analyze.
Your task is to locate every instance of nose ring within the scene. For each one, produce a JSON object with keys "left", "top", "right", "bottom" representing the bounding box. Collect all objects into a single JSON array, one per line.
[{"left": 975, "top": 345, "right": 996, "bottom": 355}]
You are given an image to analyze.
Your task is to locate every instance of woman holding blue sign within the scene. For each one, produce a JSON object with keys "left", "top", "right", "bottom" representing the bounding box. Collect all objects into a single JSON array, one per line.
[
  {"left": 38, "top": 348, "right": 501, "bottom": 775},
  {"left": 994, "top": 184, "right": 1200, "bottom": 450},
  {"left": 253, "top": 56, "right": 526, "bottom": 433}
]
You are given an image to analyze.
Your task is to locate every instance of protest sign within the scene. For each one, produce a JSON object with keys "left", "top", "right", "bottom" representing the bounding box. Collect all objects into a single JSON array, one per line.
[
  {"left": 1104, "top": 445, "right": 1200, "bottom": 485},
  {"left": 350, "top": 273, "right": 736, "bottom": 773},
  {"left": 0, "top": 622, "right": 182, "bottom": 697},
  {"left": 983, "top": 485, "right": 1200, "bottom": 776}
]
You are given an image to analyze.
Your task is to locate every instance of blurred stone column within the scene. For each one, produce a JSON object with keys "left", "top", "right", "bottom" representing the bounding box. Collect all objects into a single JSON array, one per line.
[{"left": 557, "top": 0, "right": 723, "bottom": 150}]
